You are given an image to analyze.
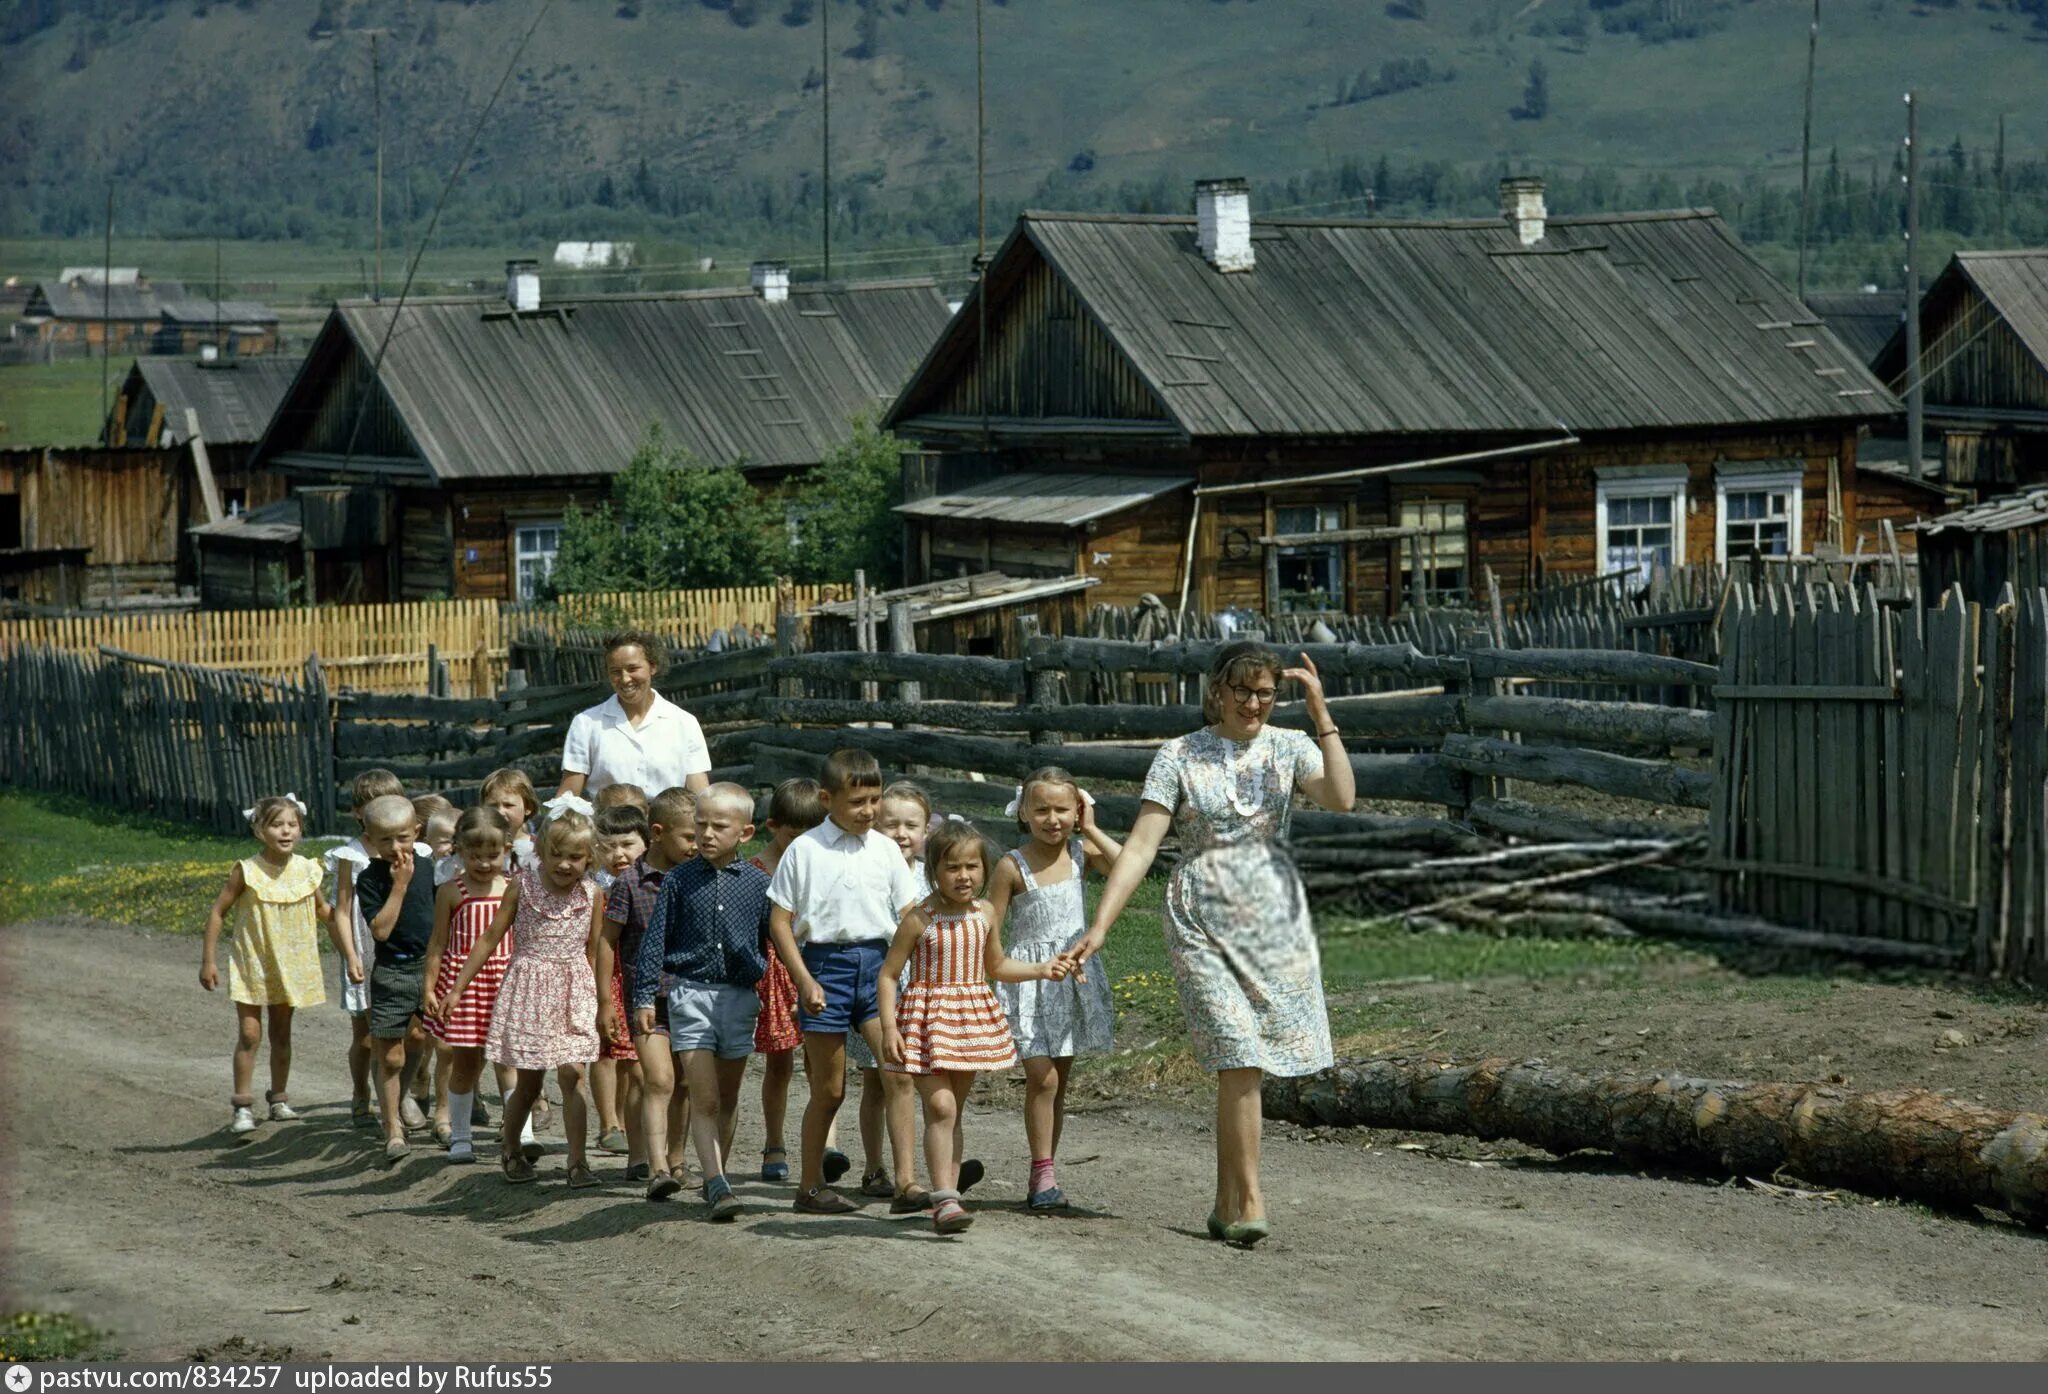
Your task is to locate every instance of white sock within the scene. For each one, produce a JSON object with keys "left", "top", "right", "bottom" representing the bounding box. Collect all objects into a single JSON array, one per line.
[
  {"left": 449, "top": 1092, "right": 474, "bottom": 1147},
  {"left": 520, "top": 1113, "right": 537, "bottom": 1146}
]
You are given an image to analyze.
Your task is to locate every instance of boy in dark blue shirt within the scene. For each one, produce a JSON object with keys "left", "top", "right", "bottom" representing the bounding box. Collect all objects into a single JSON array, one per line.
[
  {"left": 354, "top": 794, "right": 440, "bottom": 1163},
  {"left": 633, "top": 782, "right": 768, "bottom": 1219}
]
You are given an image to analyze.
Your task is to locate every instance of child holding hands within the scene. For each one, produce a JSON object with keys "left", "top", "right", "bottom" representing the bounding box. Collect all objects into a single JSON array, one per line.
[
  {"left": 353, "top": 794, "right": 440, "bottom": 1161},
  {"left": 201, "top": 793, "right": 349, "bottom": 1134},
  {"left": 881, "top": 818, "right": 1066, "bottom": 1234},
  {"left": 421, "top": 806, "right": 515, "bottom": 1165}
]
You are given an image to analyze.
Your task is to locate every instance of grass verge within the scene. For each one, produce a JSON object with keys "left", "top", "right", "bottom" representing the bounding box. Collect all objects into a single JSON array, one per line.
[{"left": 0, "top": 1310, "right": 110, "bottom": 1361}]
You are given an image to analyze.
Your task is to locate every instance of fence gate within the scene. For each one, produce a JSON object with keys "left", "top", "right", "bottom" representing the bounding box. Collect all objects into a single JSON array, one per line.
[{"left": 1709, "top": 582, "right": 2045, "bottom": 977}]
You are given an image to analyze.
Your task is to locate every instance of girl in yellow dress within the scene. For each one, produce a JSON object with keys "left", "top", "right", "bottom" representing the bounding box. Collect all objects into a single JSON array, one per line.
[{"left": 201, "top": 794, "right": 355, "bottom": 1136}]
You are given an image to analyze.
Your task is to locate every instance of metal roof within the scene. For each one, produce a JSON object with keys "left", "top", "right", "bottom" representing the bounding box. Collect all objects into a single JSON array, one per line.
[
  {"left": 1914, "top": 486, "right": 2048, "bottom": 537},
  {"left": 894, "top": 471, "right": 1193, "bottom": 526},
  {"left": 891, "top": 209, "right": 1897, "bottom": 439},
  {"left": 31, "top": 278, "right": 188, "bottom": 321},
  {"left": 117, "top": 356, "right": 301, "bottom": 446},
  {"left": 1803, "top": 290, "right": 1905, "bottom": 366},
  {"left": 282, "top": 280, "right": 952, "bottom": 481},
  {"left": 189, "top": 495, "right": 302, "bottom": 543}
]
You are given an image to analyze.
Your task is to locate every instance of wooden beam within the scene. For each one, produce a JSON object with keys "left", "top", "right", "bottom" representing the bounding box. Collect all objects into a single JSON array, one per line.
[
  {"left": 1257, "top": 525, "right": 1424, "bottom": 547},
  {"left": 185, "top": 409, "right": 223, "bottom": 524}
]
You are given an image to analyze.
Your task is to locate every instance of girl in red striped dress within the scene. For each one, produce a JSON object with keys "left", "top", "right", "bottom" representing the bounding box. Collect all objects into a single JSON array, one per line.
[
  {"left": 881, "top": 819, "right": 1069, "bottom": 1234},
  {"left": 422, "top": 807, "right": 515, "bottom": 1166}
]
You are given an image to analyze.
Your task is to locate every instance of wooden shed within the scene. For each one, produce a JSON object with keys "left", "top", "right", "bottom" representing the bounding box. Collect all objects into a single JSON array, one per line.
[
  {"left": 887, "top": 180, "right": 1903, "bottom": 618},
  {"left": 1915, "top": 486, "right": 2048, "bottom": 606},
  {"left": 808, "top": 572, "right": 1100, "bottom": 659},
  {"left": 1874, "top": 251, "right": 2048, "bottom": 496},
  {"left": 188, "top": 496, "right": 306, "bottom": 610}
]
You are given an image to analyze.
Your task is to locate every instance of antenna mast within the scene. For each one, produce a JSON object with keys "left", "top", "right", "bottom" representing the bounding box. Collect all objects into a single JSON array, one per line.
[
  {"left": 821, "top": 1, "right": 831, "bottom": 281},
  {"left": 1796, "top": 0, "right": 1818, "bottom": 300},
  {"left": 374, "top": 30, "right": 384, "bottom": 302}
]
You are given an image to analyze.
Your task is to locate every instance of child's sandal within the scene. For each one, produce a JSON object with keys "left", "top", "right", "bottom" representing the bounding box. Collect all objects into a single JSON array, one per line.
[
  {"left": 858, "top": 1167, "right": 895, "bottom": 1198},
  {"left": 760, "top": 1147, "right": 789, "bottom": 1183},
  {"left": 502, "top": 1155, "right": 535, "bottom": 1184},
  {"left": 931, "top": 1197, "right": 973, "bottom": 1234},
  {"left": 566, "top": 1163, "right": 600, "bottom": 1189},
  {"left": 432, "top": 1121, "right": 454, "bottom": 1146}
]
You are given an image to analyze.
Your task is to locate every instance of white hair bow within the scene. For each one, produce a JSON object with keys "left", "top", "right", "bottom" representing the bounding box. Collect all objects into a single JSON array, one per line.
[
  {"left": 243, "top": 792, "right": 310, "bottom": 825},
  {"left": 1001, "top": 784, "right": 1095, "bottom": 818},
  {"left": 542, "top": 792, "right": 594, "bottom": 820},
  {"left": 937, "top": 812, "right": 971, "bottom": 825}
]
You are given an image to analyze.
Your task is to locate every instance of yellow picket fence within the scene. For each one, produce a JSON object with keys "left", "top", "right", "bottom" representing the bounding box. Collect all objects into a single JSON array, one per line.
[{"left": 0, "top": 585, "right": 833, "bottom": 697}]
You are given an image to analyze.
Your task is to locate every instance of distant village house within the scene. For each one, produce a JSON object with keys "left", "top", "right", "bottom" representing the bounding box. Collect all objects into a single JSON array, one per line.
[{"left": 13, "top": 268, "right": 281, "bottom": 359}]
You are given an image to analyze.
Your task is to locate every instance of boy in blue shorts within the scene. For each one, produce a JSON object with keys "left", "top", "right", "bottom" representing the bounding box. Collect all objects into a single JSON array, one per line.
[
  {"left": 767, "top": 749, "right": 920, "bottom": 1214},
  {"left": 634, "top": 783, "right": 766, "bottom": 1220}
]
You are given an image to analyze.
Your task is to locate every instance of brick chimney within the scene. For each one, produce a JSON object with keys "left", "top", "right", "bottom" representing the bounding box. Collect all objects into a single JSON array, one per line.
[
  {"left": 750, "top": 261, "right": 791, "bottom": 304},
  {"left": 505, "top": 259, "right": 541, "bottom": 312},
  {"left": 1195, "top": 178, "right": 1254, "bottom": 273},
  {"left": 1500, "top": 177, "right": 1547, "bottom": 246}
]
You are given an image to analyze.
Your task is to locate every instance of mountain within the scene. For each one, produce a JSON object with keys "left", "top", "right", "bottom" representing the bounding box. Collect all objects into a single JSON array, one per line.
[{"left": 4, "top": 0, "right": 2045, "bottom": 262}]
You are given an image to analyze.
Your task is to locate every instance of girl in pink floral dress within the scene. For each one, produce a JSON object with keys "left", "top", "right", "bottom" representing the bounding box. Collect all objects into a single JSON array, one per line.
[{"left": 436, "top": 807, "right": 605, "bottom": 1187}]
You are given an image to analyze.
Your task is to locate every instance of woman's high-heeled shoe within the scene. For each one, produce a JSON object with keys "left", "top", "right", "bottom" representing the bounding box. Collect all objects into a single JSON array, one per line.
[
  {"left": 1206, "top": 1211, "right": 1225, "bottom": 1240},
  {"left": 1221, "top": 1216, "right": 1270, "bottom": 1247}
]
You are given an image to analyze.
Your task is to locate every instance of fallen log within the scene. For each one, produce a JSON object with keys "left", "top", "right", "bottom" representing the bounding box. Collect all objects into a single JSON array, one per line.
[{"left": 1263, "top": 1055, "right": 2048, "bottom": 1227}]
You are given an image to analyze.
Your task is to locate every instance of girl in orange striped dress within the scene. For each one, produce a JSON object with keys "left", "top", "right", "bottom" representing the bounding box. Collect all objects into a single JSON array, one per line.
[
  {"left": 880, "top": 819, "right": 1068, "bottom": 1234},
  {"left": 421, "top": 807, "right": 515, "bottom": 1166}
]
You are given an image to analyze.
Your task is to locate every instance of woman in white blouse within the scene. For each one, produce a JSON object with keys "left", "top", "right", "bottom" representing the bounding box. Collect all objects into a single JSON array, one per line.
[{"left": 554, "top": 630, "right": 713, "bottom": 801}]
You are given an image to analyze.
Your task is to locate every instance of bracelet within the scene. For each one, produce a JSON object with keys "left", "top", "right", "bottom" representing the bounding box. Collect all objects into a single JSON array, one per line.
[{"left": 1315, "top": 726, "right": 1340, "bottom": 740}]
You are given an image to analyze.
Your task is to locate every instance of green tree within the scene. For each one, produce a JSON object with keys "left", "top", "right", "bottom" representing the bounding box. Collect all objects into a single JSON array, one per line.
[
  {"left": 547, "top": 424, "right": 786, "bottom": 594},
  {"left": 788, "top": 414, "right": 905, "bottom": 584}
]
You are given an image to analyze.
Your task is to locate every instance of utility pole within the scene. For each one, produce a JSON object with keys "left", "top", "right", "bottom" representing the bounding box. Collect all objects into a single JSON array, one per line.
[
  {"left": 101, "top": 187, "right": 112, "bottom": 435},
  {"left": 976, "top": 0, "right": 986, "bottom": 265},
  {"left": 821, "top": 1, "right": 831, "bottom": 281},
  {"left": 373, "top": 31, "right": 384, "bottom": 301},
  {"left": 811, "top": 2, "right": 819, "bottom": 280},
  {"left": 1796, "top": 0, "right": 1818, "bottom": 300},
  {"left": 1904, "top": 90, "right": 1925, "bottom": 479},
  {"left": 1995, "top": 112, "right": 2007, "bottom": 243},
  {"left": 213, "top": 234, "right": 223, "bottom": 359}
]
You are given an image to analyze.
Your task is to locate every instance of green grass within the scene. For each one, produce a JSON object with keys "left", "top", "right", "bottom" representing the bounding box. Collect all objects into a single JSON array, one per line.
[
  {"left": 0, "top": 1310, "right": 109, "bottom": 1362},
  {"left": 0, "top": 359, "right": 117, "bottom": 448},
  {"left": 0, "top": 789, "right": 309, "bottom": 934}
]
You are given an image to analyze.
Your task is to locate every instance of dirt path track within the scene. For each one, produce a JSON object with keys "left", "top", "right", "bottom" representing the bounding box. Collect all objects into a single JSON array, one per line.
[{"left": 5, "top": 921, "right": 2046, "bottom": 1361}]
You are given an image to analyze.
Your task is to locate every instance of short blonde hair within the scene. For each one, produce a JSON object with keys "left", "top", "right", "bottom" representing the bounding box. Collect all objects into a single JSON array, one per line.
[
  {"left": 538, "top": 807, "right": 596, "bottom": 860},
  {"left": 594, "top": 782, "right": 650, "bottom": 813},
  {"left": 696, "top": 781, "right": 755, "bottom": 821},
  {"left": 360, "top": 794, "right": 418, "bottom": 838}
]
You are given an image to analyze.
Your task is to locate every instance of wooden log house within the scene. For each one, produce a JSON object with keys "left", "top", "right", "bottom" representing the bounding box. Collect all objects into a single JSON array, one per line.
[
  {"left": 242, "top": 262, "right": 953, "bottom": 605},
  {"left": 1873, "top": 250, "right": 2048, "bottom": 497},
  {"left": 886, "top": 179, "right": 1911, "bottom": 617},
  {"left": 15, "top": 271, "right": 280, "bottom": 358}
]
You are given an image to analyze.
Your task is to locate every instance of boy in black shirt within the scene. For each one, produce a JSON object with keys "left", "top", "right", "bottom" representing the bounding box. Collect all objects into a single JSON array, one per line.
[{"left": 355, "top": 794, "right": 439, "bottom": 1161}]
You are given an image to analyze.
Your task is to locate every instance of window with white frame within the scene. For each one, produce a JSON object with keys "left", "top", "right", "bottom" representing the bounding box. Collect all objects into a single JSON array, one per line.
[
  {"left": 1714, "top": 464, "right": 1803, "bottom": 564},
  {"left": 1595, "top": 468, "right": 1687, "bottom": 592},
  {"left": 514, "top": 522, "right": 562, "bottom": 601},
  {"left": 1272, "top": 504, "right": 1345, "bottom": 612},
  {"left": 1398, "top": 499, "right": 1468, "bottom": 606}
]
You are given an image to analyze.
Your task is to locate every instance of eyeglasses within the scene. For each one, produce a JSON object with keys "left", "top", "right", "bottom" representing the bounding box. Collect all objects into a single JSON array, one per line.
[{"left": 1227, "top": 684, "right": 1278, "bottom": 707}]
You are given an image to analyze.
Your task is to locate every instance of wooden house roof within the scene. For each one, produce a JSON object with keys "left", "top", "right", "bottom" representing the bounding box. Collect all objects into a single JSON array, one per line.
[
  {"left": 1876, "top": 251, "right": 2048, "bottom": 383},
  {"left": 889, "top": 208, "right": 1898, "bottom": 441},
  {"left": 112, "top": 356, "right": 301, "bottom": 447},
  {"left": 30, "top": 278, "right": 188, "bottom": 321},
  {"left": 895, "top": 471, "right": 1192, "bottom": 526},
  {"left": 1915, "top": 485, "right": 2048, "bottom": 537},
  {"left": 1803, "top": 290, "right": 1905, "bottom": 366},
  {"left": 253, "top": 280, "right": 953, "bottom": 483}
]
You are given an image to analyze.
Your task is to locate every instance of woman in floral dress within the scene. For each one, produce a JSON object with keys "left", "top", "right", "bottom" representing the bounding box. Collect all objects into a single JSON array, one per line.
[{"left": 1065, "top": 641, "right": 1355, "bottom": 1245}]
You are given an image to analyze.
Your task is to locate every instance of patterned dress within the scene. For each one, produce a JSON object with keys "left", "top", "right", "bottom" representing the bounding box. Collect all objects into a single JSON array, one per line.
[
  {"left": 427, "top": 876, "right": 508, "bottom": 1049},
  {"left": 995, "top": 838, "right": 1114, "bottom": 1060},
  {"left": 227, "top": 854, "right": 326, "bottom": 1008},
  {"left": 886, "top": 899, "right": 1020, "bottom": 1075},
  {"left": 750, "top": 852, "right": 803, "bottom": 1054},
  {"left": 325, "top": 840, "right": 375, "bottom": 1015},
  {"left": 1139, "top": 727, "right": 1333, "bottom": 1077},
  {"left": 484, "top": 869, "right": 601, "bottom": 1070},
  {"left": 601, "top": 956, "right": 639, "bottom": 1063}
]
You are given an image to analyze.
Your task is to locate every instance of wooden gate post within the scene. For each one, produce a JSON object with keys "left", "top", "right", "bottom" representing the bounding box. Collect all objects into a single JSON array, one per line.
[
  {"left": 888, "top": 602, "right": 920, "bottom": 706},
  {"left": 305, "top": 653, "right": 336, "bottom": 836}
]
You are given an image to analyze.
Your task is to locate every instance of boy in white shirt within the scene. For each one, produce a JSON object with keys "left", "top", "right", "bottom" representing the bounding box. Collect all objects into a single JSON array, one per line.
[{"left": 767, "top": 749, "right": 922, "bottom": 1213}]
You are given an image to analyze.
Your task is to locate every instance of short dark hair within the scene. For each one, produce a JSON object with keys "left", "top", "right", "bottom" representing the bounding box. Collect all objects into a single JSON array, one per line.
[
  {"left": 594, "top": 804, "right": 649, "bottom": 843},
  {"left": 821, "top": 747, "right": 883, "bottom": 793},
  {"left": 602, "top": 629, "right": 667, "bottom": 676},
  {"left": 455, "top": 805, "right": 512, "bottom": 850},
  {"left": 767, "top": 777, "right": 825, "bottom": 830},
  {"left": 648, "top": 786, "right": 697, "bottom": 832}
]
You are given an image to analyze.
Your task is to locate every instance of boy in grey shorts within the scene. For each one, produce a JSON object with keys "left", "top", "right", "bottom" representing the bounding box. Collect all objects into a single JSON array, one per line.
[{"left": 632, "top": 782, "right": 768, "bottom": 1220}]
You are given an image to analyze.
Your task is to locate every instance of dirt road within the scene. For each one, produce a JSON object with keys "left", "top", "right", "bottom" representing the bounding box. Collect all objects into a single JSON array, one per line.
[{"left": 5, "top": 919, "right": 2046, "bottom": 1361}]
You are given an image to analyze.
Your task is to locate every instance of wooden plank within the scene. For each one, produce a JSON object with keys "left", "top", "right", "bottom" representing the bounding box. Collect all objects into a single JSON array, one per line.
[
  {"left": 1696, "top": 857, "right": 1976, "bottom": 918},
  {"left": 1466, "top": 647, "right": 1719, "bottom": 688},
  {"left": 1706, "top": 588, "right": 1746, "bottom": 915},
  {"left": 1814, "top": 589, "right": 1850, "bottom": 935},
  {"left": 768, "top": 650, "right": 1023, "bottom": 693},
  {"left": 1436, "top": 734, "right": 1712, "bottom": 809},
  {"left": 1032, "top": 637, "right": 1468, "bottom": 684},
  {"left": 1895, "top": 601, "right": 1929, "bottom": 941},
  {"left": 1973, "top": 594, "right": 2010, "bottom": 974},
  {"left": 1711, "top": 684, "right": 1898, "bottom": 701},
  {"left": 1924, "top": 596, "right": 1969, "bottom": 945},
  {"left": 342, "top": 693, "right": 504, "bottom": 723},
  {"left": 1464, "top": 694, "right": 1712, "bottom": 750},
  {"left": 1789, "top": 585, "right": 1819, "bottom": 929}
]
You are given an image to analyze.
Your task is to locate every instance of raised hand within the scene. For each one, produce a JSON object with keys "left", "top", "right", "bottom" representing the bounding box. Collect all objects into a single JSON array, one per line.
[{"left": 1281, "top": 651, "right": 1328, "bottom": 709}]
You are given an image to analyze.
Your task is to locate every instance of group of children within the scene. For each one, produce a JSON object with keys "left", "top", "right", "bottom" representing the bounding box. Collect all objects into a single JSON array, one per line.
[{"left": 199, "top": 749, "right": 1122, "bottom": 1232}]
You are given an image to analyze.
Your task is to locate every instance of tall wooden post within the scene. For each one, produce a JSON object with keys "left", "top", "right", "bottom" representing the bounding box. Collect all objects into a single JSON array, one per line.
[
  {"left": 1904, "top": 90, "right": 1926, "bottom": 478},
  {"left": 888, "top": 601, "right": 920, "bottom": 705}
]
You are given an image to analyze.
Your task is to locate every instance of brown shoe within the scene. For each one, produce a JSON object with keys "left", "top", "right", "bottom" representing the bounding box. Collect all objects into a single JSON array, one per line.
[
  {"left": 889, "top": 1185, "right": 934, "bottom": 1215},
  {"left": 566, "top": 1163, "right": 600, "bottom": 1189},
  {"left": 858, "top": 1168, "right": 895, "bottom": 1198},
  {"left": 647, "top": 1171, "right": 684, "bottom": 1202},
  {"left": 502, "top": 1154, "right": 536, "bottom": 1185},
  {"left": 793, "top": 1186, "right": 861, "bottom": 1214}
]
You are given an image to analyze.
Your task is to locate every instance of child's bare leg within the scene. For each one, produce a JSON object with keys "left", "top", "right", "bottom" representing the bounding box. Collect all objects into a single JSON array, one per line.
[
  {"left": 591, "top": 1056, "right": 619, "bottom": 1138},
  {"left": 1022, "top": 1055, "right": 1059, "bottom": 1162},
  {"left": 401, "top": 1023, "right": 428, "bottom": 1100},
  {"left": 347, "top": 1014, "right": 372, "bottom": 1106},
  {"left": 681, "top": 1051, "right": 728, "bottom": 1182},
  {"left": 857, "top": 1068, "right": 886, "bottom": 1176},
  {"left": 231, "top": 1005, "right": 262, "bottom": 1104},
  {"left": 798, "top": 1033, "right": 848, "bottom": 1192},
  {"left": 860, "top": 1015, "right": 920, "bottom": 1194},
  {"left": 621, "top": 1061, "right": 646, "bottom": 1166},
  {"left": 637, "top": 1039, "right": 674, "bottom": 1174},
  {"left": 499, "top": 1068, "right": 545, "bottom": 1157},
  {"left": 557, "top": 1063, "right": 589, "bottom": 1168},
  {"left": 433, "top": 1045, "right": 455, "bottom": 1127},
  {"left": 668, "top": 1088, "right": 690, "bottom": 1172},
  {"left": 264, "top": 1005, "right": 294, "bottom": 1100},
  {"left": 760, "top": 1049, "right": 794, "bottom": 1154},
  {"left": 493, "top": 1062, "right": 518, "bottom": 1109},
  {"left": 915, "top": 1073, "right": 959, "bottom": 1192},
  {"left": 449, "top": 1048, "right": 485, "bottom": 1096},
  {"left": 373, "top": 1035, "right": 408, "bottom": 1145}
]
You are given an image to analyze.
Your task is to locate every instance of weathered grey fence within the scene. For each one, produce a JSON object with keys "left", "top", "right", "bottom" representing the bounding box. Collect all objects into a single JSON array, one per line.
[
  {"left": 0, "top": 645, "right": 334, "bottom": 835},
  {"left": 1711, "top": 583, "right": 2048, "bottom": 982}
]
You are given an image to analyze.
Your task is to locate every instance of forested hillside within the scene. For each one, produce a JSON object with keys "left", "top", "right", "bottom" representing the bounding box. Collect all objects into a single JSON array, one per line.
[{"left": 3, "top": 0, "right": 2044, "bottom": 289}]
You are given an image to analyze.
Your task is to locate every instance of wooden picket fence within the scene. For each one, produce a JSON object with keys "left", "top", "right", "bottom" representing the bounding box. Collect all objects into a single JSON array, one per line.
[
  {"left": 0, "top": 585, "right": 830, "bottom": 698},
  {"left": 1712, "top": 583, "right": 2048, "bottom": 981}
]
